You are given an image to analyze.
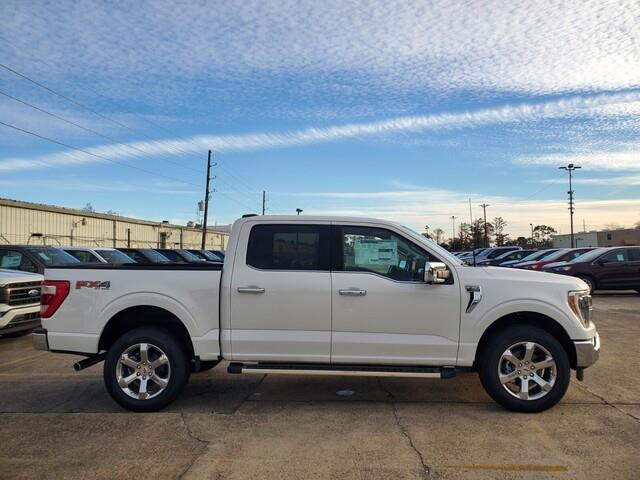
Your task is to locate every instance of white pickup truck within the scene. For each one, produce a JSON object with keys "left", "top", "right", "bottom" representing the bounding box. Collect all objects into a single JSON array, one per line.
[
  {"left": 33, "top": 215, "right": 599, "bottom": 412},
  {"left": 1, "top": 269, "right": 42, "bottom": 336}
]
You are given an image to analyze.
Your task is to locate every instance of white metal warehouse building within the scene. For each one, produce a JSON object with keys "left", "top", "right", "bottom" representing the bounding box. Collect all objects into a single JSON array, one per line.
[{"left": 0, "top": 198, "right": 229, "bottom": 250}]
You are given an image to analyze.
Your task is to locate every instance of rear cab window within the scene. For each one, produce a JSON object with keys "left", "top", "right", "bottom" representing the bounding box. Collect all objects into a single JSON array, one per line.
[{"left": 246, "top": 224, "right": 330, "bottom": 270}]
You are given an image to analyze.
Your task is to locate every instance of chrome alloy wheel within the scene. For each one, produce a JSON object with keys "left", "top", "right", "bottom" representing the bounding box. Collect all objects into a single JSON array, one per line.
[
  {"left": 498, "top": 342, "right": 557, "bottom": 401},
  {"left": 116, "top": 343, "right": 171, "bottom": 400}
]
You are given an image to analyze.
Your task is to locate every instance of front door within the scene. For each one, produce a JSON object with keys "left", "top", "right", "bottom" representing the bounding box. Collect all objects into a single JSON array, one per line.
[
  {"left": 593, "top": 248, "right": 633, "bottom": 289},
  {"left": 330, "top": 224, "right": 461, "bottom": 366},
  {"left": 229, "top": 223, "right": 332, "bottom": 362}
]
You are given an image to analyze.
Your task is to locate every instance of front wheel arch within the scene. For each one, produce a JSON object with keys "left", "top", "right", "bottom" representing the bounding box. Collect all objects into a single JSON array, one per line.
[{"left": 475, "top": 311, "right": 577, "bottom": 369}]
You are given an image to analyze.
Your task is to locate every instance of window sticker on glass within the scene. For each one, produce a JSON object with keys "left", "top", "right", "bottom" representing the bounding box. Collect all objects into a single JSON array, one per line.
[
  {"left": 1, "top": 254, "right": 21, "bottom": 268},
  {"left": 354, "top": 239, "right": 398, "bottom": 266}
]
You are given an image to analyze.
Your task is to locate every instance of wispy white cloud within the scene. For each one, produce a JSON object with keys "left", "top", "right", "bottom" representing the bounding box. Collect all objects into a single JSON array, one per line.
[
  {"left": 1, "top": 0, "right": 638, "bottom": 105},
  {"left": 517, "top": 149, "right": 640, "bottom": 171},
  {"left": 543, "top": 175, "right": 640, "bottom": 186},
  {"left": 2, "top": 90, "right": 640, "bottom": 172}
]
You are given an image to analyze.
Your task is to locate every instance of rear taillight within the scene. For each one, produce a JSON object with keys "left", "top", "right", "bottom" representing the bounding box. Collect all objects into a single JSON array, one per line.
[{"left": 40, "top": 280, "right": 70, "bottom": 318}]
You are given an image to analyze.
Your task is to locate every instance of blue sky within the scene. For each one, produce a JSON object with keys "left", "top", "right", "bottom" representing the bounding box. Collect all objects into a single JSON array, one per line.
[{"left": 1, "top": 0, "right": 639, "bottom": 238}]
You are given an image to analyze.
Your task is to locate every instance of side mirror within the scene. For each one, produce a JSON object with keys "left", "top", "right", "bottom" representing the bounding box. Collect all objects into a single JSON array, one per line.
[{"left": 424, "top": 262, "right": 450, "bottom": 284}]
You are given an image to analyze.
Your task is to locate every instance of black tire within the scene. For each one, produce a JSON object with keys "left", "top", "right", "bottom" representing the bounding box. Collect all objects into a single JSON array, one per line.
[
  {"left": 104, "top": 326, "right": 190, "bottom": 412},
  {"left": 478, "top": 325, "right": 570, "bottom": 413},
  {"left": 577, "top": 275, "right": 595, "bottom": 294}
]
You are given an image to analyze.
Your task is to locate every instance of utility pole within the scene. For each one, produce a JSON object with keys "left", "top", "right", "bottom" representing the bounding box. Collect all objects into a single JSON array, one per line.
[
  {"left": 201, "top": 150, "right": 212, "bottom": 249},
  {"left": 262, "top": 190, "right": 266, "bottom": 215},
  {"left": 479, "top": 203, "right": 490, "bottom": 247},
  {"left": 559, "top": 164, "right": 581, "bottom": 248},
  {"left": 450, "top": 215, "right": 457, "bottom": 249}
]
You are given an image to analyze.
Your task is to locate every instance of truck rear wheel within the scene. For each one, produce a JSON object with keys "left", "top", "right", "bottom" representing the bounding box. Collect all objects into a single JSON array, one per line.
[
  {"left": 478, "top": 325, "right": 570, "bottom": 413},
  {"left": 103, "top": 326, "right": 190, "bottom": 412}
]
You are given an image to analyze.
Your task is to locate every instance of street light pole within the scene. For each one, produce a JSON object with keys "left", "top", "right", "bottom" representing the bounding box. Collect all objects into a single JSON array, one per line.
[
  {"left": 479, "top": 203, "right": 490, "bottom": 247},
  {"left": 530, "top": 223, "right": 534, "bottom": 248},
  {"left": 559, "top": 164, "right": 581, "bottom": 248},
  {"left": 450, "top": 215, "right": 457, "bottom": 248}
]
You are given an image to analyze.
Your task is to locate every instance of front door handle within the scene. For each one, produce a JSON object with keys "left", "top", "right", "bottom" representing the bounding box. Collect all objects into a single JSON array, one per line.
[
  {"left": 339, "top": 288, "right": 367, "bottom": 296},
  {"left": 237, "top": 286, "right": 266, "bottom": 294}
]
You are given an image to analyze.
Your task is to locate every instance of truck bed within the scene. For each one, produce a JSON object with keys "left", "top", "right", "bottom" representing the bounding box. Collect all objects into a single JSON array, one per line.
[{"left": 42, "top": 263, "right": 223, "bottom": 359}]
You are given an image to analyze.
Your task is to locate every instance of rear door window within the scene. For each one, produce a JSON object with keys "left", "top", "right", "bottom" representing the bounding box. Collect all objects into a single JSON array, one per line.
[{"left": 246, "top": 224, "right": 330, "bottom": 271}]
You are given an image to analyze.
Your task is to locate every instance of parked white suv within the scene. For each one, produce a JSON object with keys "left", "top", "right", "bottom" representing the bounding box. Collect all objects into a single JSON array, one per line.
[
  {"left": 34, "top": 216, "right": 599, "bottom": 412},
  {"left": 0, "top": 269, "right": 43, "bottom": 336}
]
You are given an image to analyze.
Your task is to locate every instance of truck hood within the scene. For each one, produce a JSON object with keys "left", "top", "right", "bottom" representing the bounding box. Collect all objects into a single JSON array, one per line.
[
  {"left": 0, "top": 269, "right": 43, "bottom": 286},
  {"left": 479, "top": 265, "right": 587, "bottom": 290}
]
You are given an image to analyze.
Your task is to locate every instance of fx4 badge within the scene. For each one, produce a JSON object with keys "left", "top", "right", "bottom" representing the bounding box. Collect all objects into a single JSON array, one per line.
[{"left": 76, "top": 280, "right": 111, "bottom": 290}]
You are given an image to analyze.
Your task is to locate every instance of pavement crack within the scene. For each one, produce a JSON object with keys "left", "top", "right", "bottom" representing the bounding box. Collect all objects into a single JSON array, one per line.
[
  {"left": 576, "top": 383, "right": 640, "bottom": 423},
  {"left": 177, "top": 412, "right": 210, "bottom": 479},
  {"left": 377, "top": 378, "right": 433, "bottom": 480}
]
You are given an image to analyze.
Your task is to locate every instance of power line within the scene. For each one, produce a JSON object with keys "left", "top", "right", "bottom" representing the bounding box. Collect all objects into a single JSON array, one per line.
[
  {"left": 0, "top": 119, "right": 202, "bottom": 188},
  {"left": 0, "top": 87, "right": 203, "bottom": 176},
  {"left": 0, "top": 60, "right": 276, "bottom": 213}
]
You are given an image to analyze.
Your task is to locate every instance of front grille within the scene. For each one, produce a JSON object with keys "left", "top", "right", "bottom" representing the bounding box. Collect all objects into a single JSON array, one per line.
[{"left": 0, "top": 281, "right": 42, "bottom": 306}]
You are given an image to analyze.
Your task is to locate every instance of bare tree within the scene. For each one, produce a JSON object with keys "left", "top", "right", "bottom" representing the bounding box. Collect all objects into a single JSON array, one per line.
[{"left": 492, "top": 217, "right": 509, "bottom": 246}]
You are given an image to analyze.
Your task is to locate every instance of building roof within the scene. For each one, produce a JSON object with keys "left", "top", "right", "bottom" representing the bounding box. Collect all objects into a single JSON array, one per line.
[{"left": 0, "top": 197, "right": 228, "bottom": 234}]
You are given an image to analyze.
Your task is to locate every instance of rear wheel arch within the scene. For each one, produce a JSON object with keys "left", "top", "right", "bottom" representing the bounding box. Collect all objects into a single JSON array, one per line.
[
  {"left": 475, "top": 311, "right": 577, "bottom": 369},
  {"left": 98, "top": 305, "right": 194, "bottom": 360}
]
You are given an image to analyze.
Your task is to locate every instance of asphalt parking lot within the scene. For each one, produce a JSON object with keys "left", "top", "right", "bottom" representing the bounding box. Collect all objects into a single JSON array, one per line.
[{"left": 1, "top": 293, "right": 638, "bottom": 480}]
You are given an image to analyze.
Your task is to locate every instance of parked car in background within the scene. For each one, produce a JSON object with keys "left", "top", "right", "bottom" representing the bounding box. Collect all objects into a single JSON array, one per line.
[
  {"left": 63, "top": 247, "right": 135, "bottom": 264},
  {"left": 501, "top": 249, "right": 560, "bottom": 268},
  {"left": 117, "top": 248, "right": 171, "bottom": 264},
  {"left": 187, "top": 249, "right": 224, "bottom": 262},
  {"left": 471, "top": 246, "right": 522, "bottom": 265},
  {"left": 545, "top": 246, "right": 640, "bottom": 294},
  {"left": 457, "top": 248, "right": 489, "bottom": 263},
  {"left": 517, "top": 248, "right": 596, "bottom": 272},
  {"left": 154, "top": 248, "right": 207, "bottom": 263},
  {"left": 0, "top": 269, "right": 42, "bottom": 337},
  {"left": 476, "top": 249, "right": 537, "bottom": 266},
  {"left": 0, "top": 245, "right": 80, "bottom": 274}
]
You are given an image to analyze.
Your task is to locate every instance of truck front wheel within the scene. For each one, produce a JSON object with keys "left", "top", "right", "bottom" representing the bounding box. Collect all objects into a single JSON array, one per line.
[
  {"left": 478, "top": 325, "right": 570, "bottom": 413},
  {"left": 104, "top": 327, "right": 190, "bottom": 412}
]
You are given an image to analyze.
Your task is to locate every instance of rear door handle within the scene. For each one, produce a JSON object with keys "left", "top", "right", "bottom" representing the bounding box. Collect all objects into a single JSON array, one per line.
[
  {"left": 339, "top": 288, "right": 367, "bottom": 296},
  {"left": 237, "top": 286, "right": 266, "bottom": 294}
]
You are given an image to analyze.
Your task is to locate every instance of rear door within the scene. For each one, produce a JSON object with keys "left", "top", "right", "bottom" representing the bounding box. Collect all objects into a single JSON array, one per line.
[
  {"left": 330, "top": 224, "right": 461, "bottom": 365},
  {"left": 593, "top": 248, "right": 632, "bottom": 289},
  {"left": 229, "top": 222, "right": 332, "bottom": 362}
]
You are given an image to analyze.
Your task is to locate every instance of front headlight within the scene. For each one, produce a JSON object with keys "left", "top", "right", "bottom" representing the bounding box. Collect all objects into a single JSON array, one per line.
[{"left": 568, "top": 290, "right": 592, "bottom": 328}]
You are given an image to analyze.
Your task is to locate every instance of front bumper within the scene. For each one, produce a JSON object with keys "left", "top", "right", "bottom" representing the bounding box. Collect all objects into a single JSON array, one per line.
[
  {"left": 574, "top": 332, "right": 600, "bottom": 368},
  {"left": 32, "top": 327, "right": 49, "bottom": 351}
]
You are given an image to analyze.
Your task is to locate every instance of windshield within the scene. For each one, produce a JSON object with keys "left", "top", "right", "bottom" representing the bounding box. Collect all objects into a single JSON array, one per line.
[
  {"left": 402, "top": 226, "right": 463, "bottom": 265},
  {"left": 141, "top": 249, "right": 171, "bottom": 263},
  {"left": 177, "top": 249, "right": 205, "bottom": 262},
  {"left": 95, "top": 249, "right": 135, "bottom": 264},
  {"left": 30, "top": 248, "right": 80, "bottom": 266},
  {"left": 518, "top": 249, "right": 558, "bottom": 262},
  {"left": 538, "top": 249, "right": 569, "bottom": 262},
  {"left": 569, "top": 248, "right": 608, "bottom": 263},
  {"left": 199, "top": 250, "right": 222, "bottom": 261}
]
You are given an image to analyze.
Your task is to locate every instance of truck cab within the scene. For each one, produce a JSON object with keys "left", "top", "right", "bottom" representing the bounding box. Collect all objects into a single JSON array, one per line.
[{"left": 34, "top": 216, "right": 599, "bottom": 413}]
